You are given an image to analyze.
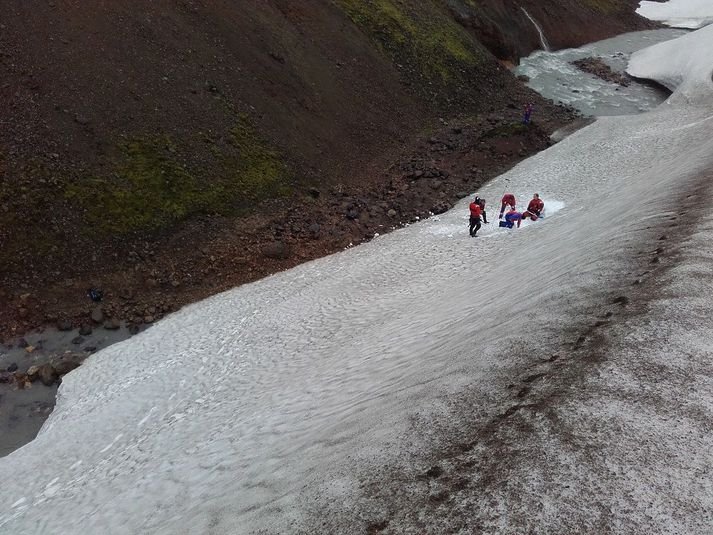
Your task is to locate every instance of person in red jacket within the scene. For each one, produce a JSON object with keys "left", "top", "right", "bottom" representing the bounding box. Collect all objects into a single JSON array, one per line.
[
  {"left": 469, "top": 197, "right": 482, "bottom": 237},
  {"left": 527, "top": 193, "right": 544, "bottom": 217},
  {"left": 499, "top": 193, "right": 516, "bottom": 219},
  {"left": 522, "top": 210, "right": 539, "bottom": 222}
]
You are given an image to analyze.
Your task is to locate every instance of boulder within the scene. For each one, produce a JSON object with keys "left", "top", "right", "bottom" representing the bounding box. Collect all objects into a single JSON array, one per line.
[
  {"left": 104, "top": 318, "right": 121, "bottom": 330},
  {"left": 38, "top": 363, "right": 57, "bottom": 386},
  {"left": 78, "top": 323, "right": 92, "bottom": 336},
  {"left": 6, "top": 362, "right": 18, "bottom": 373},
  {"left": 52, "top": 355, "right": 84, "bottom": 376},
  {"left": 56, "top": 319, "right": 72, "bottom": 331},
  {"left": 308, "top": 223, "right": 321, "bottom": 239},
  {"left": 91, "top": 305, "right": 104, "bottom": 324},
  {"left": 262, "top": 241, "right": 292, "bottom": 260}
]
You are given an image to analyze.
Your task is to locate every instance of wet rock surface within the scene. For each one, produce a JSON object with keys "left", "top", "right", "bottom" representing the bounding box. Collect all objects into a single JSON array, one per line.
[
  {"left": 0, "top": 323, "right": 146, "bottom": 457},
  {"left": 571, "top": 56, "right": 632, "bottom": 86}
]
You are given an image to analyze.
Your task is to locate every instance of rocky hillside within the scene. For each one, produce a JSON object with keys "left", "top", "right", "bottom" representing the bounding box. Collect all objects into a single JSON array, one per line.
[
  {"left": 456, "top": 0, "right": 655, "bottom": 61},
  {"left": 0, "top": 0, "right": 654, "bottom": 336}
]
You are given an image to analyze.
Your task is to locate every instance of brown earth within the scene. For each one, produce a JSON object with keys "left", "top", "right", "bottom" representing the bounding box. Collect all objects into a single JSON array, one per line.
[{"left": 0, "top": 0, "right": 654, "bottom": 340}]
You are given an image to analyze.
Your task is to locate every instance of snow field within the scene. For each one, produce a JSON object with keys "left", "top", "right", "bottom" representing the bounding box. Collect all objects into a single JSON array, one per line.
[{"left": 638, "top": 0, "right": 713, "bottom": 29}]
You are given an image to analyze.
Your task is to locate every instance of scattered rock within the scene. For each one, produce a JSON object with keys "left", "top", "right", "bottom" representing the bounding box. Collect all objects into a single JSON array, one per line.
[
  {"left": 26, "top": 365, "right": 40, "bottom": 380},
  {"left": 430, "top": 201, "right": 451, "bottom": 215},
  {"left": 71, "top": 336, "right": 85, "bottom": 345},
  {"left": 6, "top": 362, "right": 18, "bottom": 373},
  {"left": 387, "top": 209, "right": 397, "bottom": 218},
  {"left": 0, "top": 372, "right": 13, "bottom": 384}
]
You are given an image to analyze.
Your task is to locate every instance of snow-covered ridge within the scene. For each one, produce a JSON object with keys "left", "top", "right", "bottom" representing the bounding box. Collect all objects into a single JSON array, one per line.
[
  {"left": 3, "top": 15, "right": 713, "bottom": 535},
  {"left": 638, "top": 0, "right": 713, "bottom": 29}
]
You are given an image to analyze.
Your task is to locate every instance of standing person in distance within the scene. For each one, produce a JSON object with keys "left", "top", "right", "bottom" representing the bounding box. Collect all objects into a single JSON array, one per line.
[
  {"left": 469, "top": 196, "right": 483, "bottom": 237},
  {"left": 527, "top": 193, "right": 544, "bottom": 217},
  {"left": 499, "top": 193, "right": 516, "bottom": 219},
  {"left": 522, "top": 103, "right": 534, "bottom": 125}
]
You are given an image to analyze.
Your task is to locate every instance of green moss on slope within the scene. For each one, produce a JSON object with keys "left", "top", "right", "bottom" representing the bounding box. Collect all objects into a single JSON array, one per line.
[
  {"left": 336, "top": 0, "right": 482, "bottom": 83},
  {"left": 64, "top": 116, "right": 292, "bottom": 235}
]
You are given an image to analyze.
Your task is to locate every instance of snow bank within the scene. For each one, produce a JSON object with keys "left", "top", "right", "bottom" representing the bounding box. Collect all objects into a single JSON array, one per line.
[
  {"left": 628, "top": 24, "right": 713, "bottom": 105},
  {"left": 2, "top": 19, "right": 713, "bottom": 535},
  {"left": 638, "top": 0, "right": 713, "bottom": 29}
]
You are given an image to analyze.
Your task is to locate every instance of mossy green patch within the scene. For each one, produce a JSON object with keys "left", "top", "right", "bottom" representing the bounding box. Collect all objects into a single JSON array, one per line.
[
  {"left": 482, "top": 122, "right": 530, "bottom": 139},
  {"left": 64, "top": 116, "right": 292, "bottom": 235},
  {"left": 336, "top": 0, "right": 482, "bottom": 83}
]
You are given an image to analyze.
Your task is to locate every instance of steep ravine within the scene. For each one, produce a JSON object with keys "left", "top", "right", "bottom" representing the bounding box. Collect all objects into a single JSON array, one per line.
[{"left": 0, "top": 0, "right": 653, "bottom": 339}]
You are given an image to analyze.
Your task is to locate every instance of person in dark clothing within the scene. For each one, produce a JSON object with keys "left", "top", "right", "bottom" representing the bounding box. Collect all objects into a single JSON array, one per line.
[
  {"left": 469, "top": 198, "right": 482, "bottom": 237},
  {"left": 522, "top": 103, "right": 534, "bottom": 125},
  {"left": 475, "top": 196, "right": 489, "bottom": 224}
]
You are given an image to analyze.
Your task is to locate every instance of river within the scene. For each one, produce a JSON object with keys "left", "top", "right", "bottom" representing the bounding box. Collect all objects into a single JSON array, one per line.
[{"left": 515, "top": 29, "right": 688, "bottom": 116}]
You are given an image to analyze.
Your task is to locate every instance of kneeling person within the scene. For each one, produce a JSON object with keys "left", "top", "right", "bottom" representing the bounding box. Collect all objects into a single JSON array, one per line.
[{"left": 499, "top": 209, "right": 523, "bottom": 229}]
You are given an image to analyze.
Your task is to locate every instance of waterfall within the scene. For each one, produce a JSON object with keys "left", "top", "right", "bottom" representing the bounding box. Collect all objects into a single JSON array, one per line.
[{"left": 521, "top": 7, "right": 551, "bottom": 52}]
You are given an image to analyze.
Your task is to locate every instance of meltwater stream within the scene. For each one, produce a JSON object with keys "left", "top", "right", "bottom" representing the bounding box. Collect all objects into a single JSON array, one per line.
[{"left": 516, "top": 29, "right": 688, "bottom": 116}]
